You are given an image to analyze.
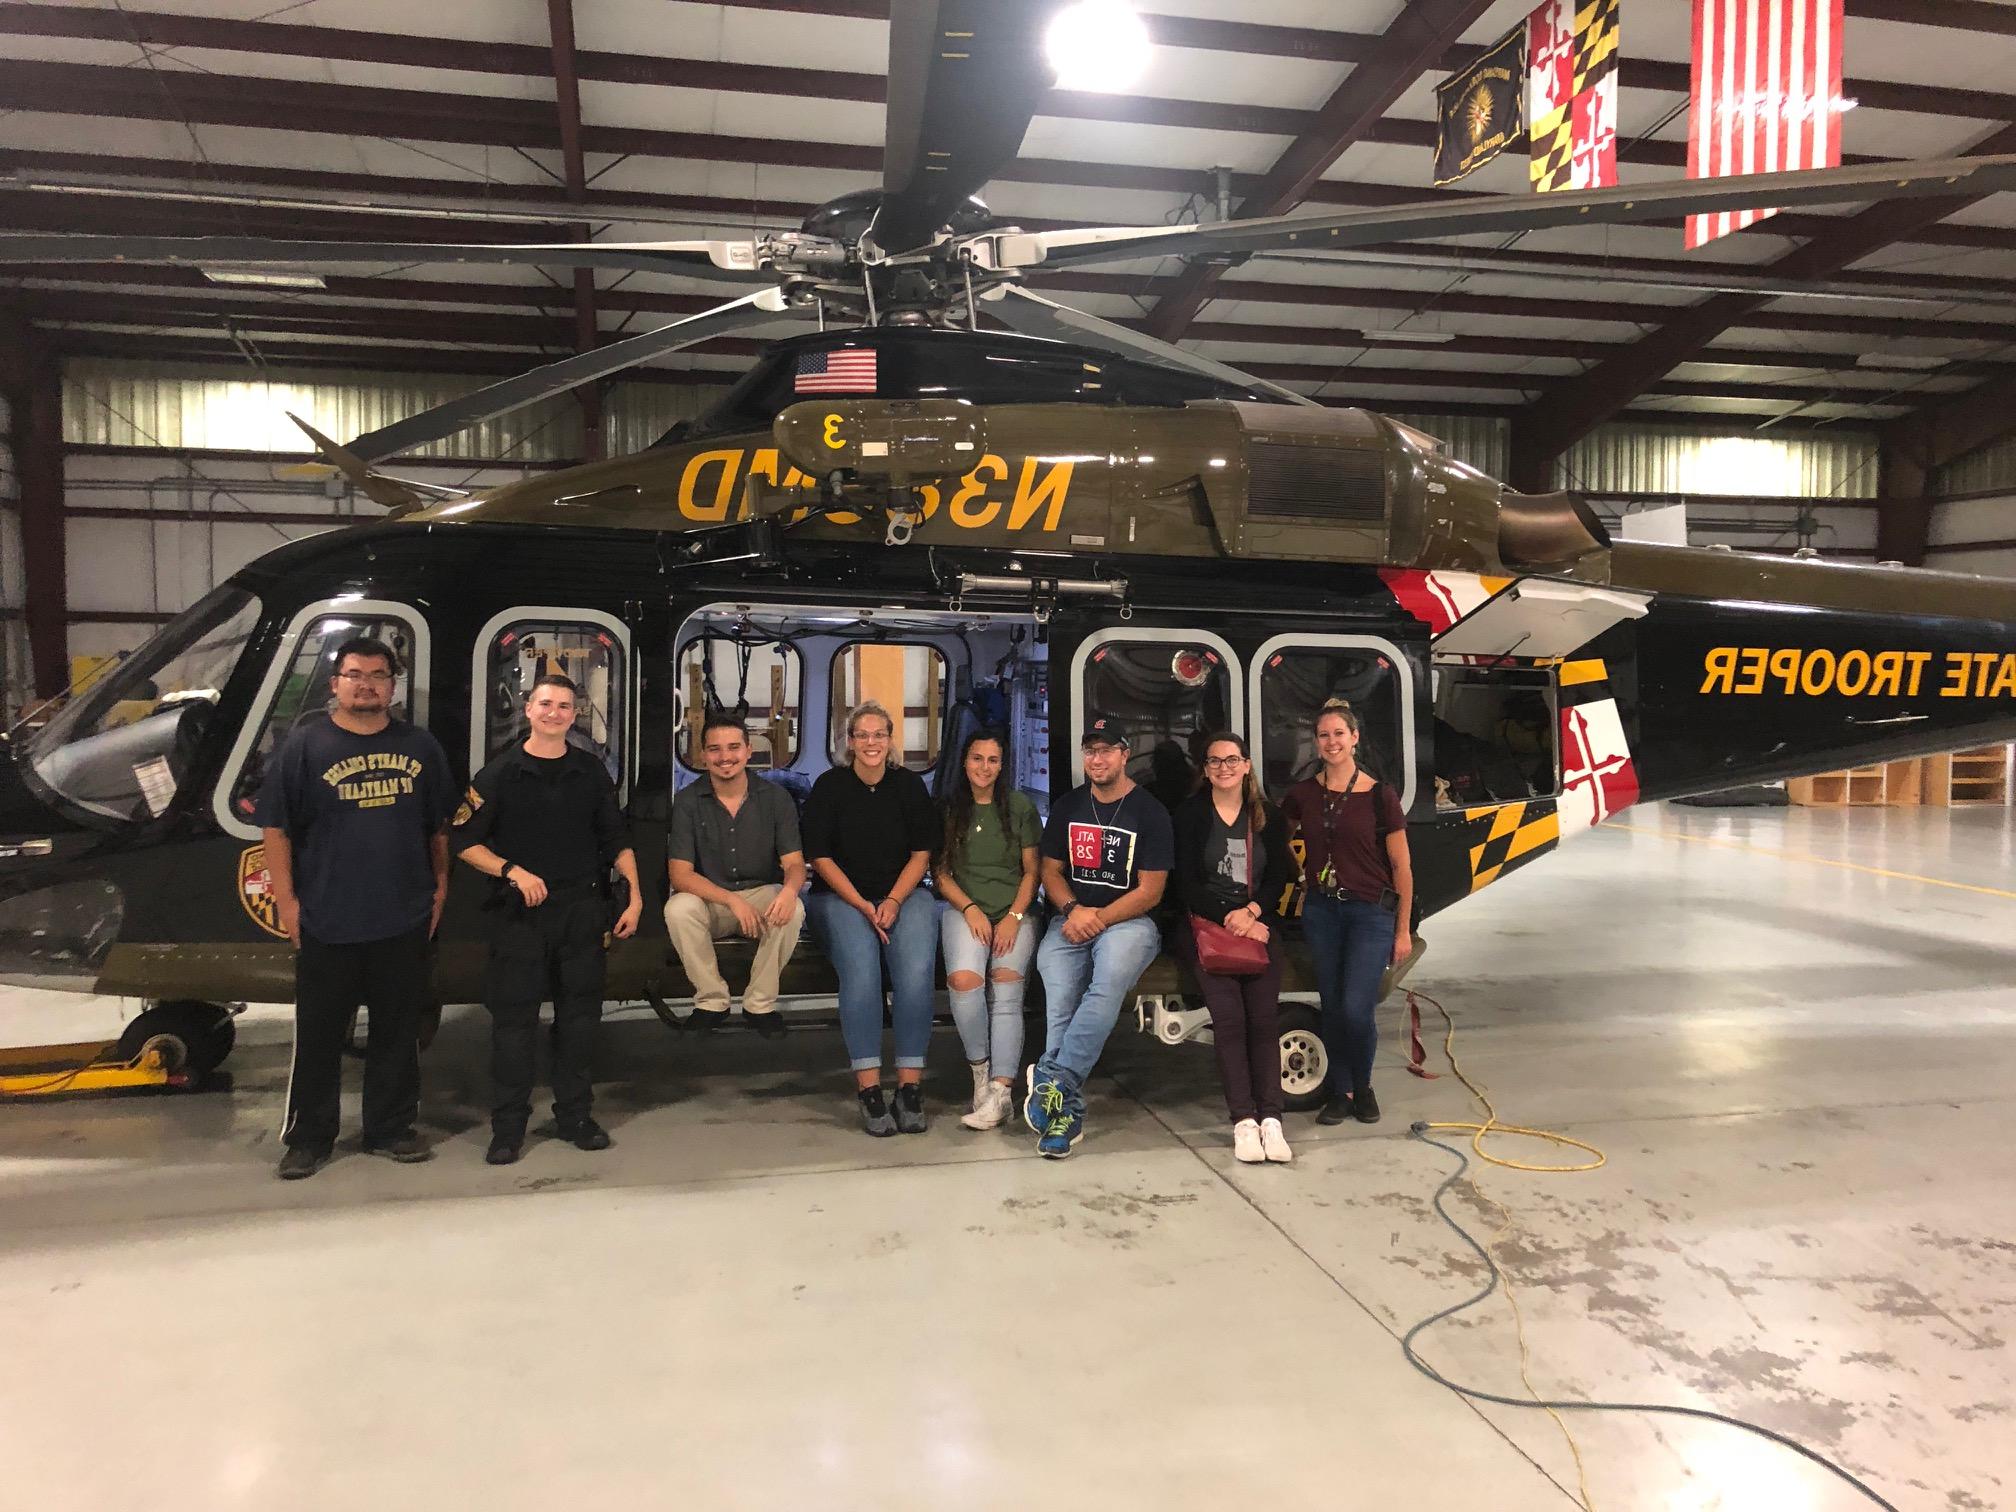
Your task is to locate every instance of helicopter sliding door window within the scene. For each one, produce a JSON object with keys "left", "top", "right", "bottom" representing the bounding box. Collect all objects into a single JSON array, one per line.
[
  {"left": 1249, "top": 635, "right": 1415, "bottom": 812},
  {"left": 676, "top": 635, "right": 801, "bottom": 772},
  {"left": 471, "top": 609, "right": 631, "bottom": 795},
  {"left": 1068, "top": 629, "right": 1242, "bottom": 790},
  {"left": 829, "top": 643, "right": 949, "bottom": 773},
  {"left": 215, "top": 599, "right": 431, "bottom": 842},
  {"left": 22, "top": 585, "right": 263, "bottom": 827},
  {"left": 1431, "top": 663, "right": 1557, "bottom": 808}
]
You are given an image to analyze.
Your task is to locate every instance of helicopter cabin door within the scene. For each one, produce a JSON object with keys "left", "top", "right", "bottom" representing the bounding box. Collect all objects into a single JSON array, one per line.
[
  {"left": 470, "top": 608, "right": 635, "bottom": 800},
  {"left": 1427, "top": 579, "right": 1648, "bottom": 815}
]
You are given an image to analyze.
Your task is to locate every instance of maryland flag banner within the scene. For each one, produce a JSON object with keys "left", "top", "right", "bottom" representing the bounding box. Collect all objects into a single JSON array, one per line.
[
  {"left": 1433, "top": 24, "right": 1527, "bottom": 186},
  {"left": 1528, "top": 0, "right": 1621, "bottom": 193},
  {"left": 1685, "top": 0, "right": 1845, "bottom": 248}
]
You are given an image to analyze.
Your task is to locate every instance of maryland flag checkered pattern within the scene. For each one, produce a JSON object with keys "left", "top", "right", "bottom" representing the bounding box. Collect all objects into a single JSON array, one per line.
[
  {"left": 1527, "top": 0, "right": 1620, "bottom": 193},
  {"left": 1463, "top": 800, "right": 1561, "bottom": 893}
]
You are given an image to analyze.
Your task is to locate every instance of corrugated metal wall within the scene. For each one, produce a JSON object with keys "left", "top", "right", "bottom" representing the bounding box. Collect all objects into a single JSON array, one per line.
[
  {"left": 1935, "top": 436, "right": 2016, "bottom": 497},
  {"left": 1555, "top": 422, "right": 1880, "bottom": 499},
  {"left": 1388, "top": 413, "right": 1508, "bottom": 478},
  {"left": 62, "top": 360, "right": 733, "bottom": 462}
]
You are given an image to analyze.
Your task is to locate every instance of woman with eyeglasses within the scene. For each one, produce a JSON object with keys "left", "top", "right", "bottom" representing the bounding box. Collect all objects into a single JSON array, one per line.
[
  {"left": 1280, "top": 698, "right": 1413, "bottom": 1127},
  {"left": 932, "top": 729, "right": 1041, "bottom": 1130},
  {"left": 802, "top": 699, "right": 941, "bottom": 1136},
  {"left": 1173, "top": 731, "right": 1296, "bottom": 1163}
]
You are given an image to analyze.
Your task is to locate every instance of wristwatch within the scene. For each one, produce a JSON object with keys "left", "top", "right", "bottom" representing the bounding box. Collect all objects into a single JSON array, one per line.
[{"left": 500, "top": 861, "right": 517, "bottom": 880}]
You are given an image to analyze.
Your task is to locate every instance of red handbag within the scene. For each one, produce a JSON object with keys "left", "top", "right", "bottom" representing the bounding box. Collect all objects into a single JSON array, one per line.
[{"left": 1188, "top": 811, "right": 1269, "bottom": 977}]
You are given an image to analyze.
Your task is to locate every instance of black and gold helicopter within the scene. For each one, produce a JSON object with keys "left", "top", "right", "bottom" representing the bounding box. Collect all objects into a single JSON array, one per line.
[{"left": 6, "top": 2, "right": 2016, "bottom": 1098}]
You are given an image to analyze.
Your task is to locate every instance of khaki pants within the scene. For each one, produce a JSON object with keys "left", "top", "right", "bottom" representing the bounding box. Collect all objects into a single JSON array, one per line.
[{"left": 663, "top": 884, "right": 804, "bottom": 1016}]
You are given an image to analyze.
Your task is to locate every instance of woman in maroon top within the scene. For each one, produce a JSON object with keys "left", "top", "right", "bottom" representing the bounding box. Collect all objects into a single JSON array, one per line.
[{"left": 1280, "top": 699, "right": 1414, "bottom": 1126}]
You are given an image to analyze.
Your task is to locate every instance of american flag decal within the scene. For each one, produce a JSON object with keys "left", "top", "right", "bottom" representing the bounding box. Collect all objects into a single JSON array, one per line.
[{"left": 795, "top": 348, "right": 878, "bottom": 394}]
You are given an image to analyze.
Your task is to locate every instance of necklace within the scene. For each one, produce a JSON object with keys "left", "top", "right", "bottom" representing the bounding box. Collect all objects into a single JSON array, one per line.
[
  {"left": 1321, "top": 762, "right": 1359, "bottom": 811},
  {"left": 1090, "top": 789, "right": 1124, "bottom": 827}
]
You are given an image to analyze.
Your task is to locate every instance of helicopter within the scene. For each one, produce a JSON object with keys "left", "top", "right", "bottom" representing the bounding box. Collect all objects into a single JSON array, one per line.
[{"left": 6, "top": 0, "right": 2016, "bottom": 1102}]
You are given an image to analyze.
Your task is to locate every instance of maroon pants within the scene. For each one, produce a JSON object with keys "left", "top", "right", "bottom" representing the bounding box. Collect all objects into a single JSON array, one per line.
[{"left": 1178, "top": 921, "right": 1285, "bottom": 1123}]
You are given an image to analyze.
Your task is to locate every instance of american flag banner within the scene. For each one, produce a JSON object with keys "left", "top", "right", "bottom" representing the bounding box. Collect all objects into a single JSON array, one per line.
[
  {"left": 794, "top": 348, "right": 878, "bottom": 393},
  {"left": 1528, "top": 0, "right": 1620, "bottom": 193},
  {"left": 1685, "top": 0, "right": 1844, "bottom": 248}
]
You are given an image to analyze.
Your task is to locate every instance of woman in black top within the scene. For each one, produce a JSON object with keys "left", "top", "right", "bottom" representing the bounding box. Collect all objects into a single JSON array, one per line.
[
  {"left": 801, "top": 699, "right": 940, "bottom": 1136},
  {"left": 1173, "top": 731, "right": 1296, "bottom": 1164}
]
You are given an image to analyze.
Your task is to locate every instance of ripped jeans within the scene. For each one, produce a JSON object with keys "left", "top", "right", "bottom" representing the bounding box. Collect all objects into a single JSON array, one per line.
[{"left": 940, "top": 904, "right": 1036, "bottom": 1075}]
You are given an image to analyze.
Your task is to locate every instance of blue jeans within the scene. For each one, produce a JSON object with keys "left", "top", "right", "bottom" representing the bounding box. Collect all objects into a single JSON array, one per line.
[
  {"left": 1300, "top": 892, "right": 1395, "bottom": 1097},
  {"left": 941, "top": 903, "right": 1036, "bottom": 1073},
  {"left": 808, "top": 891, "right": 939, "bottom": 1073},
  {"left": 1034, "top": 914, "right": 1162, "bottom": 1106}
]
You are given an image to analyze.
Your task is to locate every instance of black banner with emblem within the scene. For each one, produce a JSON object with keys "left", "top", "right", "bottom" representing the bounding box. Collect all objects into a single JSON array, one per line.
[{"left": 1433, "top": 24, "right": 1527, "bottom": 187}]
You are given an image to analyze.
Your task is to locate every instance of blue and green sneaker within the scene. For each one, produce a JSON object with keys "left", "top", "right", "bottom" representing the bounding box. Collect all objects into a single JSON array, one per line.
[
  {"left": 1024, "top": 1064, "right": 1066, "bottom": 1134},
  {"left": 1038, "top": 1109, "right": 1084, "bottom": 1159}
]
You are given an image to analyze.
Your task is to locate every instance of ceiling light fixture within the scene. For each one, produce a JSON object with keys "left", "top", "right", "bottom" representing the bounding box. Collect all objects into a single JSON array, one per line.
[
  {"left": 1358, "top": 330, "right": 1455, "bottom": 344},
  {"left": 201, "top": 268, "right": 328, "bottom": 290},
  {"left": 1046, "top": 1, "right": 1152, "bottom": 93}
]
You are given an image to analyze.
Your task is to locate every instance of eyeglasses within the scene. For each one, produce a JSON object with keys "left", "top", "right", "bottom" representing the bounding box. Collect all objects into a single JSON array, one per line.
[
  {"left": 337, "top": 671, "right": 394, "bottom": 685},
  {"left": 1202, "top": 755, "right": 1246, "bottom": 770}
]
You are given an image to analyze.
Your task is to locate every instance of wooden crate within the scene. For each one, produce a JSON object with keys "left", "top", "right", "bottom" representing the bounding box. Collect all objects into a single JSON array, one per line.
[
  {"left": 1784, "top": 753, "right": 1984, "bottom": 808},
  {"left": 1924, "top": 746, "right": 2012, "bottom": 806}
]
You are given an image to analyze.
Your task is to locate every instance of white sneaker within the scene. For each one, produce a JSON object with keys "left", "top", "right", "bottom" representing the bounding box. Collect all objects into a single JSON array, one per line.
[
  {"left": 1259, "top": 1117, "right": 1293, "bottom": 1164},
  {"left": 1233, "top": 1119, "right": 1264, "bottom": 1163},
  {"left": 965, "top": 1059, "right": 991, "bottom": 1111},
  {"left": 961, "top": 1081, "right": 1012, "bottom": 1130}
]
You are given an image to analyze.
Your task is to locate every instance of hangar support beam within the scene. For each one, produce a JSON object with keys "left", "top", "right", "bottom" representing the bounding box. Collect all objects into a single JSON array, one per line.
[
  {"left": 1507, "top": 120, "right": 2016, "bottom": 495},
  {"left": 1877, "top": 367, "right": 2016, "bottom": 566},
  {"left": 0, "top": 313, "right": 68, "bottom": 701},
  {"left": 547, "top": 0, "right": 603, "bottom": 462},
  {"left": 1138, "top": 0, "right": 1495, "bottom": 343}
]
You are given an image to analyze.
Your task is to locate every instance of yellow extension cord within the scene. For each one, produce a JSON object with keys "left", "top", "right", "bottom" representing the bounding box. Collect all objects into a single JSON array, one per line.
[{"left": 1408, "top": 989, "right": 1605, "bottom": 1511}]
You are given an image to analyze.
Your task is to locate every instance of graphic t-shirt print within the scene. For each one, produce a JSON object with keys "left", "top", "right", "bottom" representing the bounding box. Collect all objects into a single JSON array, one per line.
[
  {"left": 320, "top": 750, "right": 426, "bottom": 810},
  {"left": 1067, "top": 821, "right": 1137, "bottom": 892}
]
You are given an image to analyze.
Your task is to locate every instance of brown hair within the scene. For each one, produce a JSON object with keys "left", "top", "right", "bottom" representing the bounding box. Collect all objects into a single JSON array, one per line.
[
  {"left": 1199, "top": 730, "right": 1266, "bottom": 833},
  {"left": 1314, "top": 696, "right": 1360, "bottom": 736}
]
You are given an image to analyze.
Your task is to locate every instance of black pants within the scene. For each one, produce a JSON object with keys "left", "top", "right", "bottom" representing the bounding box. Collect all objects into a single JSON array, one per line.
[
  {"left": 486, "top": 893, "right": 607, "bottom": 1137},
  {"left": 285, "top": 923, "right": 431, "bottom": 1152},
  {"left": 1177, "top": 923, "right": 1285, "bottom": 1123}
]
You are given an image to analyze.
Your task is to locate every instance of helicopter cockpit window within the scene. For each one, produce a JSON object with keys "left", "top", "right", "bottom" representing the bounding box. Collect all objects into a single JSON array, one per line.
[
  {"left": 1256, "top": 645, "right": 1407, "bottom": 801},
  {"left": 677, "top": 635, "right": 801, "bottom": 772},
  {"left": 23, "top": 585, "right": 261, "bottom": 826},
  {"left": 480, "top": 618, "right": 627, "bottom": 788},
  {"left": 226, "top": 610, "right": 423, "bottom": 824},
  {"left": 1078, "top": 638, "right": 1234, "bottom": 807},
  {"left": 829, "top": 643, "right": 948, "bottom": 773},
  {"left": 1432, "top": 664, "right": 1557, "bottom": 807}
]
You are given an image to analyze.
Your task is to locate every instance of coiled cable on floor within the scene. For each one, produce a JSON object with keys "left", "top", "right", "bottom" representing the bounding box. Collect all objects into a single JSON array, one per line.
[
  {"left": 1399, "top": 1001, "right": 1901, "bottom": 1512},
  {"left": 1410, "top": 990, "right": 1606, "bottom": 1173}
]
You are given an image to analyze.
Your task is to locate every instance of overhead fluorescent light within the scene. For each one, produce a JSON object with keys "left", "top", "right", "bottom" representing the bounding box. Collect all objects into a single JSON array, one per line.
[
  {"left": 1853, "top": 351, "right": 1949, "bottom": 371},
  {"left": 1358, "top": 330, "right": 1455, "bottom": 344},
  {"left": 200, "top": 268, "right": 328, "bottom": 290}
]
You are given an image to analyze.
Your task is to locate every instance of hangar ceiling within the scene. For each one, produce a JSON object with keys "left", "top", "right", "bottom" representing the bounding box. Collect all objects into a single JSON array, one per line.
[{"left": 4, "top": 0, "right": 2016, "bottom": 467}]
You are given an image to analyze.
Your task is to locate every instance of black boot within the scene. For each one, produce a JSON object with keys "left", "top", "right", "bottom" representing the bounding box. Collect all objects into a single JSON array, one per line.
[
  {"left": 1351, "top": 1086, "right": 1381, "bottom": 1124},
  {"left": 1316, "top": 1093, "right": 1354, "bottom": 1126}
]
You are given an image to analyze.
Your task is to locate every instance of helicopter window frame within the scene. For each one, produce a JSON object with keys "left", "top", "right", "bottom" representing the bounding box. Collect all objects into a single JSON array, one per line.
[
  {"left": 1429, "top": 658, "right": 1559, "bottom": 810},
  {"left": 673, "top": 631, "right": 805, "bottom": 775},
  {"left": 1247, "top": 634, "right": 1417, "bottom": 814},
  {"left": 213, "top": 597, "right": 433, "bottom": 843},
  {"left": 1066, "top": 627, "right": 1244, "bottom": 788},
  {"left": 826, "top": 640, "right": 951, "bottom": 773},
  {"left": 469, "top": 606, "right": 634, "bottom": 801}
]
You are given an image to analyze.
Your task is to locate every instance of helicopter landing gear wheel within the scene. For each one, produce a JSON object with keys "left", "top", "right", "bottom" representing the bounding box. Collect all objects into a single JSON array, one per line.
[
  {"left": 1276, "top": 1003, "right": 1328, "bottom": 1113},
  {"left": 114, "top": 1000, "right": 237, "bottom": 1082}
]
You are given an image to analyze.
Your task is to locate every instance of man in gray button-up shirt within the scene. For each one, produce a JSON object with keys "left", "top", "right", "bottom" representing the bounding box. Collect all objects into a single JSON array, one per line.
[{"left": 665, "top": 712, "right": 807, "bottom": 1035}]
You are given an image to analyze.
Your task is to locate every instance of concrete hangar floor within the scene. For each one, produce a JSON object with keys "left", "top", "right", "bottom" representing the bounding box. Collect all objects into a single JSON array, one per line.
[{"left": 1, "top": 803, "right": 2010, "bottom": 1512}]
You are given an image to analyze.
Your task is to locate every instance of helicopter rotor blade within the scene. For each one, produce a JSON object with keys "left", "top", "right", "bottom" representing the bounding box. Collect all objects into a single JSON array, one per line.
[
  {"left": 989, "top": 155, "right": 2016, "bottom": 272},
  {"left": 345, "top": 287, "right": 800, "bottom": 463},
  {"left": 0, "top": 234, "right": 774, "bottom": 280},
  {"left": 985, "top": 285, "right": 1319, "bottom": 408},
  {"left": 869, "top": 0, "right": 1052, "bottom": 256}
]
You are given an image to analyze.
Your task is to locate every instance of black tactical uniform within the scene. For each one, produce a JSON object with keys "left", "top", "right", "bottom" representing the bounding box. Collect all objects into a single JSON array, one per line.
[{"left": 451, "top": 744, "right": 630, "bottom": 1144}]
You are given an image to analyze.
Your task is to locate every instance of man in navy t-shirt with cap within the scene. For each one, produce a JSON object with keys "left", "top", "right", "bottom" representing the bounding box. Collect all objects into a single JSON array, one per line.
[{"left": 1025, "top": 715, "right": 1173, "bottom": 1158}]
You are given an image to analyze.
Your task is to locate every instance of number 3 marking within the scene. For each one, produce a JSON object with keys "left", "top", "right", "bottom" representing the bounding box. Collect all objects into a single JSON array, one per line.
[{"left": 822, "top": 413, "right": 845, "bottom": 449}]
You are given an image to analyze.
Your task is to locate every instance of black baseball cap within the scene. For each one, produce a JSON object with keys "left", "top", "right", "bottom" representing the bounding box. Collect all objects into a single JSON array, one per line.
[{"left": 1081, "top": 716, "right": 1130, "bottom": 748}]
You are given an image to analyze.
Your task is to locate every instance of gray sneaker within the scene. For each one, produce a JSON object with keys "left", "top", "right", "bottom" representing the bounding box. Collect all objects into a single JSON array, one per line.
[
  {"left": 893, "top": 1083, "right": 928, "bottom": 1135},
  {"left": 858, "top": 1086, "right": 898, "bottom": 1137}
]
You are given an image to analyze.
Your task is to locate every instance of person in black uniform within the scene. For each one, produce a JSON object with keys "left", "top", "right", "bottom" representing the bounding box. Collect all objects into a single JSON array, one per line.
[{"left": 451, "top": 673, "right": 642, "bottom": 1165}]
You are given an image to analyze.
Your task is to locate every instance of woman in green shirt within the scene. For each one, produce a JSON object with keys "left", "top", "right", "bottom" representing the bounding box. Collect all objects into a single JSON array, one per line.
[{"left": 934, "top": 729, "right": 1041, "bottom": 1130}]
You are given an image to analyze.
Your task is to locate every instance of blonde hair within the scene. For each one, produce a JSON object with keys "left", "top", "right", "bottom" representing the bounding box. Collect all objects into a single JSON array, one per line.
[
  {"left": 1315, "top": 697, "right": 1360, "bottom": 737},
  {"left": 847, "top": 699, "right": 895, "bottom": 739}
]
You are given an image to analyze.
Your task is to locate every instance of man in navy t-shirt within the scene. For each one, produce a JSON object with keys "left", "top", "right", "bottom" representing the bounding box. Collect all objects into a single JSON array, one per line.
[
  {"left": 1025, "top": 716, "right": 1172, "bottom": 1158},
  {"left": 257, "top": 636, "right": 455, "bottom": 1179}
]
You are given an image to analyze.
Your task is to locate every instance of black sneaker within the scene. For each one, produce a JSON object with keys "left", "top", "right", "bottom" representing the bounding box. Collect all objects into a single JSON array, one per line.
[
  {"left": 1316, "top": 1094, "right": 1354, "bottom": 1126},
  {"left": 362, "top": 1131, "right": 434, "bottom": 1164},
  {"left": 690, "top": 1006, "right": 728, "bottom": 1032},
  {"left": 1351, "top": 1086, "right": 1382, "bottom": 1124},
  {"left": 557, "top": 1117, "right": 612, "bottom": 1152},
  {"left": 486, "top": 1134, "right": 522, "bottom": 1166},
  {"left": 893, "top": 1083, "right": 928, "bottom": 1135},
  {"left": 749, "top": 1011, "right": 787, "bottom": 1040},
  {"left": 277, "top": 1145, "right": 330, "bottom": 1180},
  {"left": 858, "top": 1086, "right": 898, "bottom": 1137}
]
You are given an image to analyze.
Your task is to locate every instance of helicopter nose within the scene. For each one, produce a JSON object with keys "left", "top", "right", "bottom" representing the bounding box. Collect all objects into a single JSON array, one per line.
[{"left": 0, "top": 877, "right": 124, "bottom": 987}]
